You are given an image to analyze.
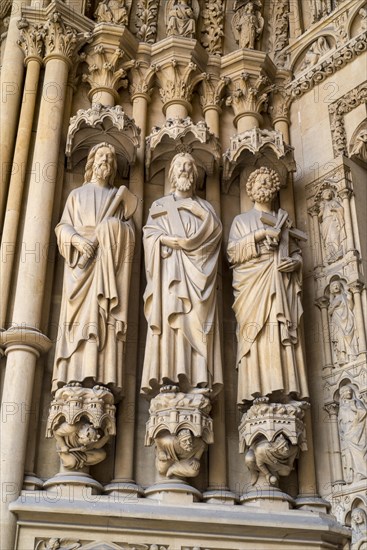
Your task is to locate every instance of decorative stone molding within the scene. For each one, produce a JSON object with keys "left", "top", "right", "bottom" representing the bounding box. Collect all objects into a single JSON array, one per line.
[
  {"left": 46, "top": 383, "right": 116, "bottom": 471},
  {"left": 145, "top": 116, "right": 221, "bottom": 179},
  {"left": 82, "top": 45, "right": 127, "bottom": 102},
  {"left": 199, "top": 74, "right": 230, "bottom": 111},
  {"left": 222, "top": 127, "right": 295, "bottom": 186},
  {"left": 269, "top": 0, "right": 290, "bottom": 65},
  {"left": 66, "top": 104, "right": 140, "bottom": 177},
  {"left": 134, "top": 0, "right": 159, "bottom": 44},
  {"left": 145, "top": 388, "right": 213, "bottom": 480},
  {"left": 329, "top": 81, "right": 367, "bottom": 157},
  {"left": 200, "top": 0, "right": 224, "bottom": 55},
  {"left": 17, "top": 18, "right": 44, "bottom": 62},
  {"left": 43, "top": 12, "right": 86, "bottom": 64},
  {"left": 35, "top": 539, "right": 81, "bottom": 550},
  {"left": 158, "top": 59, "right": 197, "bottom": 112},
  {"left": 225, "top": 71, "right": 273, "bottom": 120},
  {"left": 288, "top": 31, "right": 367, "bottom": 99},
  {"left": 128, "top": 61, "right": 158, "bottom": 100}
]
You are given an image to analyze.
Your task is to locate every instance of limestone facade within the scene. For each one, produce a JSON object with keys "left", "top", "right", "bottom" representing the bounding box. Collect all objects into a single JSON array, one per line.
[{"left": 1, "top": 0, "right": 366, "bottom": 548}]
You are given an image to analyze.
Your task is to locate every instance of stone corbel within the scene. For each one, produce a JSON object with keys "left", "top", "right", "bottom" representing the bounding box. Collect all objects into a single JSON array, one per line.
[
  {"left": 66, "top": 103, "right": 141, "bottom": 177},
  {"left": 222, "top": 127, "right": 295, "bottom": 192},
  {"left": 45, "top": 383, "right": 116, "bottom": 493},
  {"left": 239, "top": 398, "right": 309, "bottom": 507},
  {"left": 145, "top": 116, "right": 221, "bottom": 181}
]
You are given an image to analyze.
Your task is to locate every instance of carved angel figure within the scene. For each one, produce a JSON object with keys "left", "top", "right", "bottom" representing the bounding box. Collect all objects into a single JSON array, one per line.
[
  {"left": 155, "top": 429, "right": 206, "bottom": 478},
  {"left": 328, "top": 280, "right": 359, "bottom": 364},
  {"left": 299, "top": 37, "right": 331, "bottom": 71},
  {"left": 232, "top": 0, "right": 264, "bottom": 50},
  {"left": 94, "top": 0, "right": 128, "bottom": 25},
  {"left": 318, "top": 187, "right": 346, "bottom": 263},
  {"left": 166, "top": 0, "right": 198, "bottom": 39},
  {"left": 338, "top": 385, "right": 367, "bottom": 484}
]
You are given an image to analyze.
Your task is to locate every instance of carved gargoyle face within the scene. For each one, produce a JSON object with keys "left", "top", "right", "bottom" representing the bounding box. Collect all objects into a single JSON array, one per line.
[{"left": 177, "top": 432, "right": 194, "bottom": 452}]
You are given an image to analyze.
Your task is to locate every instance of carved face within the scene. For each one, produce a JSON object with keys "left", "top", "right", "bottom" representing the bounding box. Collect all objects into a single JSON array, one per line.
[
  {"left": 172, "top": 155, "right": 195, "bottom": 192},
  {"left": 322, "top": 188, "right": 334, "bottom": 201},
  {"left": 92, "top": 145, "right": 115, "bottom": 184},
  {"left": 340, "top": 386, "right": 353, "bottom": 400},
  {"left": 77, "top": 423, "right": 99, "bottom": 445},
  {"left": 178, "top": 433, "right": 194, "bottom": 452},
  {"left": 330, "top": 280, "right": 342, "bottom": 294},
  {"left": 250, "top": 172, "right": 277, "bottom": 203},
  {"left": 274, "top": 436, "right": 289, "bottom": 456}
]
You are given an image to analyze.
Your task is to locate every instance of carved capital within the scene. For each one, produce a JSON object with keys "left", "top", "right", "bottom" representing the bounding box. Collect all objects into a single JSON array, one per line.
[
  {"left": 200, "top": 74, "right": 230, "bottom": 111},
  {"left": 135, "top": 0, "right": 159, "bottom": 44},
  {"left": 315, "top": 296, "right": 330, "bottom": 309},
  {"left": 338, "top": 188, "right": 353, "bottom": 201},
  {"left": 225, "top": 72, "right": 273, "bottom": 118},
  {"left": 17, "top": 18, "right": 44, "bottom": 63},
  {"left": 158, "top": 60, "right": 197, "bottom": 109},
  {"left": 47, "top": 383, "right": 116, "bottom": 472},
  {"left": 43, "top": 12, "right": 86, "bottom": 65},
  {"left": 349, "top": 281, "right": 365, "bottom": 295},
  {"left": 308, "top": 204, "right": 320, "bottom": 217},
  {"left": 129, "top": 61, "right": 158, "bottom": 101},
  {"left": 200, "top": 0, "right": 225, "bottom": 55},
  {"left": 82, "top": 45, "right": 127, "bottom": 101},
  {"left": 324, "top": 402, "right": 339, "bottom": 417}
]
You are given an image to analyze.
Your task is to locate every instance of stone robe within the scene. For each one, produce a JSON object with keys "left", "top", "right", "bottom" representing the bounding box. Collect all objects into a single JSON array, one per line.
[
  {"left": 227, "top": 208, "right": 309, "bottom": 404},
  {"left": 338, "top": 392, "right": 367, "bottom": 482},
  {"left": 318, "top": 197, "right": 346, "bottom": 262},
  {"left": 167, "top": 2, "right": 195, "bottom": 37},
  {"left": 52, "top": 183, "right": 135, "bottom": 396},
  {"left": 142, "top": 194, "right": 222, "bottom": 395}
]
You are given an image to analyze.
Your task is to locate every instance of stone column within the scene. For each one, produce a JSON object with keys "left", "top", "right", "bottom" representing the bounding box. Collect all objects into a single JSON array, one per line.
[
  {"left": 308, "top": 206, "right": 323, "bottom": 267},
  {"left": 1, "top": 22, "right": 43, "bottom": 328},
  {"left": 0, "top": 0, "right": 27, "bottom": 228},
  {"left": 0, "top": 13, "right": 80, "bottom": 548},
  {"left": 338, "top": 188, "right": 355, "bottom": 251},
  {"left": 105, "top": 91, "right": 148, "bottom": 498},
  {"left": 315, "top": 297, "right": 334, "bottom": 369},
  {"left": 350, "top": 282, "right": 367, "bottom": 353},
  {"left": 324, "top": 403, "right": 345, "bottom": 486},
  {"left": 236, "top": 112, "right": 262, "bottom": 133},
  {"left": 274, "top": 116, "right": 296, "bottom": 222}
]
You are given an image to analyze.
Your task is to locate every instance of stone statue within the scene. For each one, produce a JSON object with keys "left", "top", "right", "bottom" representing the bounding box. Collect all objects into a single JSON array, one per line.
[
  {"left": 351, "top": 508, "right": 367, "bottom": 549},
  {"left": 94, "top": 0, "right": 128, "bottom": 25},
  {"left": 232, "top": 0, "right": 264, "bottom": 50},
  {"left": 155, "top": 428, "right": 206, "bottom": 478},
  {"left": 338, "top": 385, "right": 367, "bottom": 484},
  {"left": 166, "top": 0, "right": 197, "bottom": 39},
  {"left": 328, "top": 280, "right": 359, "bottom": 364},
  {"left": 53, "top": 420, "right": 109, "bottom": 470},
  {"left": 245, "top": 434, "right": 298, "bottom": 486},
  {"left": 299, "top": 37, "right": 331, "bottom": 71},
  {"left": 351, "top": 129, "right": 367, "bottom": 163},
  {"left": 52, "top": 143, "right": 137, "bottom": 397},
  {"left": 141, "top": 153, "right": 222, "bottom": 396},
  {"left": 35, "top": 539, "right": 81, "bottom": 550},
  {"left": 310, "top": 0, "right": 330, "bottom": 23},
  {"left": 318, "top": 187, "right": 346, "bottom": 263},
  {"left": 227, "top": 167, "right": 309, "bottom": 405}
]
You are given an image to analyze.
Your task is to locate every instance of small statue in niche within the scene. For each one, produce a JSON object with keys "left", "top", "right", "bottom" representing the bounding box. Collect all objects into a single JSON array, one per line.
[
  {"left": 299, "top": 37, "right": 331, "bottom": 71},
  {"left": 141, "top": 153, "right": 222, "bottom": 396},
  {"left": 245, "top": 434, "right": 298, "bottom": 486},
  {"left": 155, "top": 428, "right": 206, "bottom": 479},
  {"left": 351, "top": 508, "right": 367, "bottom": 549},
  {"left": 328, "top": 279, "right": 359, "bottom": 364},
  {"left": 318, "top": 187, "right": 346, "bottom": 263},
  {"left": 94, "top": 0, "right": 128, "bottom": 25},
  {"left": 52, "top": 142, "right": 137, "bottom": 397},
  {"left": 166, "top": 0, "right": 198, "bottom": 39},
  {"left": 227, "top": 167, "right": 309, "bottom": 406},
  {"left": 232, "top": 0, "right": 264, "bottom": 50},
  {"left": 338, "top": 385, "right": 367, "bottom": 484},
  {"left": 351, "top": 129, "right": 367, "bottom": 163},
  {"left": 53, "top": 420, "right": 110, "bottom": 470}
]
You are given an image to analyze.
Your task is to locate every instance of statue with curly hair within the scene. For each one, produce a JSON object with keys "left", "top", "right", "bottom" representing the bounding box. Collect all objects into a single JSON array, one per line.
[
  {"left": 141, "top": 153, "right": 223, "bottom": 396},
  {"left": 227, "top": 167, "right": 309, "bottom": 405},
  {"left": 52, "top": 143, "right": 137, "bottom": 398}
]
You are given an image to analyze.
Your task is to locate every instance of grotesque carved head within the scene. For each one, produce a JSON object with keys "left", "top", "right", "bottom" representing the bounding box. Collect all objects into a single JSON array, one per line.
[
  {"left": 84, "top": 142, "right": 117, "bottom": 187},
  {"left": 246, "top": 167, "right": 281, "bottom": 204},
  {"left": 169, "top": 152, "right": 198, "bottom": 194},
  {"left": 177, "top": 428, "right": 194, "bottom": 452}
]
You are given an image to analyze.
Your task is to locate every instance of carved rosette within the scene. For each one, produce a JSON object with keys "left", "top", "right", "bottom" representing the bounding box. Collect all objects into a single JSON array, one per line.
[
  {"left": 66, "top": 104, "right": 140, "bottom": 176},
  {"left": 46, "top": 383, "right": 116, "bottom": 472},
  {"left": 145, "top": 116, "right": 221, "bottom": 179},
  {"left": 145, "top": 388, "right": 213, "bottom": 479},
  {"left": 222, "top": 127, "right": 295, "bottom": 187},
  {"left": 239, "top": 398, "right": 309, "bottom": 488}
]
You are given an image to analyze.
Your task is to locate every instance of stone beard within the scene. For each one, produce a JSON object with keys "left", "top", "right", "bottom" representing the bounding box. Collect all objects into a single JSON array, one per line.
[
  {"left": 227, "top": 168, "right": 309, "bottom": 405},
  {"left": 52, "top": 143, "right": 135, "bottom": 396},
  {"left": 141, "top": 153, "right": 223, "bottom": 395}
]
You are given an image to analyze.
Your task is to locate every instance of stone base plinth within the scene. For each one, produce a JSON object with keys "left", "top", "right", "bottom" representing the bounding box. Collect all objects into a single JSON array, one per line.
[
  {"left": 43, "top": 472, "right": 103, "bottom": 497},
  {"left": 145, "top": 479, "right": 202, "bottom": 503},
  {"left": 104, "top": 479, "right": 144, "bottom": 500},
  {"left": 202, "top": 488, "right": 238, "bottom": 505},
  {"left": 10, "top": 492, "right": 350, "bottom": 549},
  {"left": 240, "top": 486, "right": 295, "bottom": 511}
]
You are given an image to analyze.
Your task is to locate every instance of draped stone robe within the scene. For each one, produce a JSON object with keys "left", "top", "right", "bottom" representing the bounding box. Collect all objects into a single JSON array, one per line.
[
  {"left": 227, "top": 207, "right": 309, "bottom": 404},
  {"left": 141, "top": 194, "right": 222, "bottom": 396},
  {"left": 52, "top": 183, "right": 135, "bottom": 397}
]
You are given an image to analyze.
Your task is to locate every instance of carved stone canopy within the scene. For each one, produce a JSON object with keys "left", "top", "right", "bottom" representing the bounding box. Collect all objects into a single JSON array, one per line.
[
  {"left": 145, "top": 116, "right": 221, "bottom": 180},
  {"left": 222, "top": 127, "right": 295, "bottom": 191},
  {"left": 66, "top": 103, "right": 141, "bottom": 178}
]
